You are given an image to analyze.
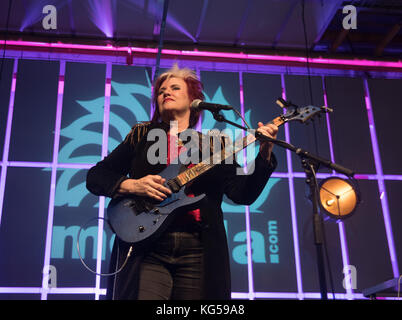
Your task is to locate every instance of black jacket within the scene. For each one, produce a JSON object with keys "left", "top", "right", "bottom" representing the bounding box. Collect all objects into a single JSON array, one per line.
[{"left": 86, "top": 121, "right": 277, "bottom": 299}]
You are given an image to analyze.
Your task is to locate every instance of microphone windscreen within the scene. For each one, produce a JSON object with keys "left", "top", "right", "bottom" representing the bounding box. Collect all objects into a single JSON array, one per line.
[{"left": 191, "top": 99, "right": 202, "bottom": 108}]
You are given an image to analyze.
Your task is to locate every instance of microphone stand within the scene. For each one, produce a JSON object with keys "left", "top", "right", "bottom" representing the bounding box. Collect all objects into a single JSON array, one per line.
[{"left": 211, "top": 109, "right": 354, "bottom": 300}]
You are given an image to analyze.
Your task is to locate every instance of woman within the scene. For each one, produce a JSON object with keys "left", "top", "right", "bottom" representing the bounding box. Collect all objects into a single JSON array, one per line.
[{"left": 86, "top": 64, "right": 278, "bottom": 300}]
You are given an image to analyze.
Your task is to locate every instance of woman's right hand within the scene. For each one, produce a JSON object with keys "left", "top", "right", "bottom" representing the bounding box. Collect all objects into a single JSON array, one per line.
[{"left": 117, "top": 175, "right": 172, "bottom": 202}]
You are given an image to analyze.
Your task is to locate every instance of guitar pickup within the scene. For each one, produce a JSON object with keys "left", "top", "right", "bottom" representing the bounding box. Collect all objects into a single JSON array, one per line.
[
  {"left": 167, "top": 178, "right": 180, "bottom": 193},
  {"left": 143, "top": 201, "right": 156, "bottom": 212},
  {"left": 123, "top": 199, "right": 136, "bottom": 208},
  {"left": 123, "top": 199, "right": 147, "bottom": 214}
]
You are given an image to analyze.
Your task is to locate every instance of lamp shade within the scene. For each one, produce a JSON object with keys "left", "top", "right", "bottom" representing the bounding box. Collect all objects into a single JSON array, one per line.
[{"left": 319, "top": 177, "right": 359, "bottom": 220}]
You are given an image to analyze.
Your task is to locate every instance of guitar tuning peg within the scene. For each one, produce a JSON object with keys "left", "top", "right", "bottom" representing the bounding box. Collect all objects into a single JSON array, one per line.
[
  {"left": 322, "top": 106, "right": 333, "bottom": 113},
  {"left": 276, "top": 99, "right": 285, "bottom": 108}
]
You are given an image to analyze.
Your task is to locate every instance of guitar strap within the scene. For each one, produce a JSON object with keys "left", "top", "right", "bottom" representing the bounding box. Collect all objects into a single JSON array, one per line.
[
  {"left": 123, "top": 121, "right": 153, "bottom": 147},
  {"left": 123, "top": 121, "right": 228, "bottom": 162}
]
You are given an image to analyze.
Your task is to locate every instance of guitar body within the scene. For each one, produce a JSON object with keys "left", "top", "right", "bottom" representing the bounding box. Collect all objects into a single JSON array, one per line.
[
  {"left": 106, "top": 104, "right": 325, "bottom": 246},
  {"left": 107, "top": 162, "right": 206, "bottom": 245}
]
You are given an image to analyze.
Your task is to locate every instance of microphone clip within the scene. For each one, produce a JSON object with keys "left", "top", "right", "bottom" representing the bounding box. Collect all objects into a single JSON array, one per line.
[{"left": 276, "top": 97, "right": 298, "bottom": 109}]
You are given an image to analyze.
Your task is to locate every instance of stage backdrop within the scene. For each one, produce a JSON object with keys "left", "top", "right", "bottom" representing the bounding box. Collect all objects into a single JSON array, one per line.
[{"left": 0, "top": 50, "right": 401, "bottom": 300}]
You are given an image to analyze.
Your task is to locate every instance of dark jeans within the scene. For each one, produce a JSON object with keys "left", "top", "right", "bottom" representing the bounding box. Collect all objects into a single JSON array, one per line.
[{"left": 137, "top": 231, "right": 204, "bottom": 300}]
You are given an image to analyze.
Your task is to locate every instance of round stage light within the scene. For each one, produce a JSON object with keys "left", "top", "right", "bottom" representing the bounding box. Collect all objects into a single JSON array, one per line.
[{"left": 319, "top": 177, "right": 360, "bottom": 221}]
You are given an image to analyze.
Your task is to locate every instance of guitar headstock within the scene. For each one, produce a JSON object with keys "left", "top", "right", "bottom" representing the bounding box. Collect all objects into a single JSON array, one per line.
[{"left": 282, "top": 105, "right": 332, "bottom": 124}]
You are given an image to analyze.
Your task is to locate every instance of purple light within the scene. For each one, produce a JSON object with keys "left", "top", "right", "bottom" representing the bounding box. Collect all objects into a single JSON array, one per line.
[
  {"left": 230, "top": 292, "right": 248, "bottom": 299},
  {"left": 195, "top": 0, "right": 209, "bottom": 41},
  {"left": 195, "top": 68, "right": 202, "bottom": 132},
  {"left": 46, "top": 287, "right": 106, "bottom": 295},
  {"left": 11, "top": 73, "right": 16, "bottom": 92},
  {"left": 270, "top": 172, "right": 293, "bottom": 178},
  {"left": 232, "top": 291, "right": 371, "bottom": 300},
  {"left": 102, "top": 67, "right": 112, "bottom": 158},
  {"left": 0, "top": 59, "right": 18, "bottom": 227},
  {"left": 56, "top": 163, "right": 94, "bottom": 169},
  {"left": 0, "top": 42, "right": 401, "bottom": 300},
  {"left": 338, "top": 222, "right": 353, "bottom": 298},
  {"left": 94, "top": 62, "right": 113, "bottom": 300},
  {"left": 41, "top": 61, "right": 66, "bottom": 300},
  {"left": 150, "top": 66, "right": 156, "bottom": 119},
  {"left": 58, "top": 78, "right": 64, "bottom": 95},
  {"left": 165, "top": 15, "right": 196, "bottom": 43},
  {"left": 0, "top": 287, "right": 106, "bottom": 295},
  {"left": 7, "top": 161, "right": 52, "bottom": 168},
  {"left": 125, "top": 0, "right": 196, "bottom": 42},
  {"left": 5, "top": 160, "right": 400, "bottom": 181},
  {"left": 281, "top": 74, "right": 303, "bottom": 299},
  {"left": 2, "top": 162, "right": 95, "bottom": 169},
  {"left": 0, "top": 287, "right": 398, "bottom": 300},
  {"left": 322, "top": 77, "right": 336, "bottom": 166},
  {"left": 0, "top": 287, "right": 42, "bottom": 294},
  {"left": 179, "top": 50, "right": 402, "bottom": 70},
  {"left": 383, "top": 175, "right": 402, "bottom": 181},
  {"left": 354, "top": 174, "right": 371, "bottom": 180},
  {"left": 87, "top": 0, "right": 114, "bottom": 38},
  {"left": 0, "top": 40, "right": 126, "bottom": 52},
  {"left": 255, "top": 292, "right": 299, "bottom": 299},
  {"left": 2, "top": 41, "right": 402, "bottom": 71},
  {"left": 239, "top": 72, "right": 254, "bottom": 298},
  {"left": 322, "top": 76, "right": 354, "bottom": 299},
  {"left": 20, "top": 1, "right": 66, "bottom": 32},
  {"left": 363, "top": 79, "right": 399, "bottom": 278}
]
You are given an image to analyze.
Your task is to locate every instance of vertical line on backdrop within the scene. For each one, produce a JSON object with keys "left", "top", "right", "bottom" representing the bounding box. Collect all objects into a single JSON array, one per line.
[
  {"left": 322, "top": 76, "right": 353, "bottom": 299},
  {"left": 280, "top": 74, "right": 303, "bottom": 299},
  {"left": 363, "top": 78, "right": 399, "bottom": 278},
  {"left": 195, "top": 66, "right": 202, "bottom": 132},
  {"left": 95, "top": 62, "right": 113, "bottom": 300},
  {"left": 41, "top": 60, "right": 65, "bottom": 300},
  {"left": 239, "top": 71, "right": 255, "bottom": 299},
  {"left": 0, "top": 59, "right": 17, "bottom": 227}
]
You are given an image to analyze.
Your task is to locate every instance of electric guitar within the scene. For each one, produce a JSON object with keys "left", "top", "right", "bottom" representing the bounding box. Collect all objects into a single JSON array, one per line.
[{"left": 107, "top": 105, "right": 327, "bottom": 245}]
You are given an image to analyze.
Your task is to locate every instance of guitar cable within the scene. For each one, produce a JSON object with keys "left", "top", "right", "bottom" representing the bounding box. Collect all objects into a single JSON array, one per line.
[{"left": 76, "top": 217, "right": 133, "bottom": 276}]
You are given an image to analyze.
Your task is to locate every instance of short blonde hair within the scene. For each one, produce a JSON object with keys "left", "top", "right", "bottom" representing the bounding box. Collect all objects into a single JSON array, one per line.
[
  {"left": 151, "top": 63, "right": 204, "bottom": 128},
  {"left": 158, "top": 63, "right": 199, "bottom": 81}
]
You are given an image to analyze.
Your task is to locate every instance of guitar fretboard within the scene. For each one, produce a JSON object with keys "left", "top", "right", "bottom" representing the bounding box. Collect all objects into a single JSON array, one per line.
[{"left": 174, "top": 116, "right": 285, "bottom": 187}]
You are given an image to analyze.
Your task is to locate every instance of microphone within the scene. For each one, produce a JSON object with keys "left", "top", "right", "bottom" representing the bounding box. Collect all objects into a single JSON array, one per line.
[{"left": 191, "top": 99, "right": 233, "bottom": 112}]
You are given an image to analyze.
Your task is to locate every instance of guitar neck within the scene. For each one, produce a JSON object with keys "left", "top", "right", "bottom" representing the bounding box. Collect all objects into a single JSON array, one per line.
[{"left": 174, "top": 115, "right": 286, "bottom": 187}]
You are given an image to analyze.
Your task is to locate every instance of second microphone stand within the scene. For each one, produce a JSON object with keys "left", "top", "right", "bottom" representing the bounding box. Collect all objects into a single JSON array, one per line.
[{"left": 210, "top": 109, "right": 354, "bottom": 300}]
